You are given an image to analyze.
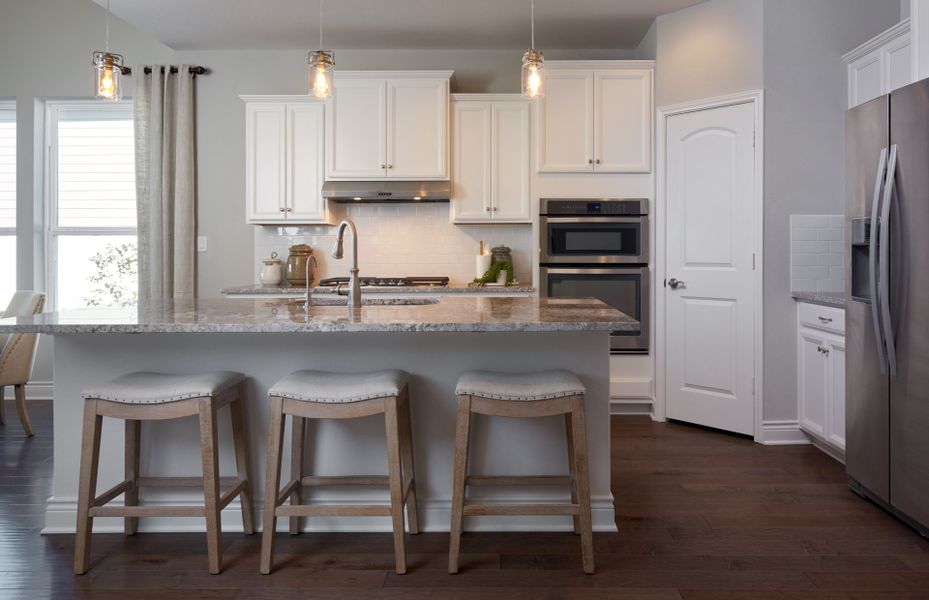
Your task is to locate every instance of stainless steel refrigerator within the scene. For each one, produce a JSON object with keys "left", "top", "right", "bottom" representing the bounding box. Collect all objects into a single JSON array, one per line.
[{"left": 846, "top": 77, "right": 929, "bottom": 537}]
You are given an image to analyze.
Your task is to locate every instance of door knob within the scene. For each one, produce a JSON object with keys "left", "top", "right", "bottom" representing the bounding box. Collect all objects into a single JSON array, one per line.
[{"left": 667, "top": 278, "right": 685, "bottom": 289}]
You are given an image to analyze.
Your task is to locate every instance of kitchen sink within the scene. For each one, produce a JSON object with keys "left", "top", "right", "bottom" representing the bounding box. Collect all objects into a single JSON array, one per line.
[{"left": 287, "top": 297, "right": 440, "bottom": 307}]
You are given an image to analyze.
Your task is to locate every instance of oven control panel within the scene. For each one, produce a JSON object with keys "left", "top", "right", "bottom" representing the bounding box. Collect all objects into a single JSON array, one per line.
[{"left": 540, "top": 198, "right": 648, "bottom": 216}]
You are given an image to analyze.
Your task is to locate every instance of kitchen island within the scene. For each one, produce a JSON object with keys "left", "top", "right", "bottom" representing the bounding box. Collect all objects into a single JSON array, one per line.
[{"left": 0, "top": 296, "right": 635, "bottom": 535}]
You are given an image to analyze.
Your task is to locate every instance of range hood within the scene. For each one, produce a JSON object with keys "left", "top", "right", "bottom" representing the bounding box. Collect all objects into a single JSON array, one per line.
[{"left": 322, "top": 180, "right": 451, "bottom": 203}]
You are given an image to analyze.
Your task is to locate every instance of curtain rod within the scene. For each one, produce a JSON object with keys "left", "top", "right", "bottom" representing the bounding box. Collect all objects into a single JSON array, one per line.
[{"left": 123, "top": 66, "right": 210, "bottom": 76}]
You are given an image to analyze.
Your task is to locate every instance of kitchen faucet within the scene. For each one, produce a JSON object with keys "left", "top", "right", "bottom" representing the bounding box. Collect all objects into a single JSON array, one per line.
[
  {"left": 303, "top": 254, "right": 318, "bottom": 310},
  {"left": 330, "top": 219, "right": 361, "bottom": 308}
]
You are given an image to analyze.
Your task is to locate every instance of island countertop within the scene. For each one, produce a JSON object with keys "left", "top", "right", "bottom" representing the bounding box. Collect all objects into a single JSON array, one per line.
[
  {"left": 221, "top": 283, "right": 537, "bottom": 295},
  {"left": 0, "top": 296, "right": 637, "bottom": 335}
]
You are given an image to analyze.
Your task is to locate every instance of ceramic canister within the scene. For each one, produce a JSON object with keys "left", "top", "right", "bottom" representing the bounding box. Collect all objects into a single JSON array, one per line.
[
  {"left": 286, "top": 244, "right": 314, "bottom": 286},
  {"left": 260, "top": 251, "right": 283, "bottom": 286}
]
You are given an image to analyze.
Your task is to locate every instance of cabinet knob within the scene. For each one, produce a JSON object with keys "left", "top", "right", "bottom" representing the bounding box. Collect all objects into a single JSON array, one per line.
[
  {"left": 588, "top": 159, "right": 593, "bottom": 165},
  {"left": 387, "top": 164, "right": 393, "bottom": 170},
  {"left": 486, "top": 207, "right": 492, "bottom": 213},
  {"left": 595, "top": 159, "right": 601, "bottom": 165},
  {"left": 279, "top": 207, "right": 286, "bottom": 213},
  {"left": 380, "top": 164, "right": 386, "bottom": 169},
  {"left": 492, "top": 207, "right": 498, "bottom": 212}
]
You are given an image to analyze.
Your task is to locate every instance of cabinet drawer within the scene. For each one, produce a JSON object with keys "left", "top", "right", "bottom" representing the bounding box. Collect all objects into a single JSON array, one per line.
[{"left": 799, "top": 302, "right": 845, "bottom": 335}]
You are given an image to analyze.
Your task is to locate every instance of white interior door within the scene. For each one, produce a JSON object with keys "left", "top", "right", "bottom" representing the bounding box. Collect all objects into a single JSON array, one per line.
[{"left": 665, "top": 102, "right": 756, "bottom": 436}]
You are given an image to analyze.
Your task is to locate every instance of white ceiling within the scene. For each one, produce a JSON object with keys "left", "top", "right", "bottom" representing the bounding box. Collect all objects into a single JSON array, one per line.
[{"left": 93, "top": 0, "right": 707, "bottom": 51}]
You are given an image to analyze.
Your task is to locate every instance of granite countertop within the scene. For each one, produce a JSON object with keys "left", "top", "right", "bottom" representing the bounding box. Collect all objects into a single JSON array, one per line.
[
  {"left": 221, "top": 284, "right": 537, "bottom": 295},
  {"left": 0, "top": 297, "right": 636, "bottom": 335},
  {"left": 791, "top": 291, "right": 846, "bottom": 309}
]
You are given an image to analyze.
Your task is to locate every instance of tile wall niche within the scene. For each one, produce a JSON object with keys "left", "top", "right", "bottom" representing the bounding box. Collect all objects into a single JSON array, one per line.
[
  {"left": 254, "top": 204, "right": 533, "bottom": 287},
  {"left": 790, "top": 214, "right": 845, "bottom": 293}
]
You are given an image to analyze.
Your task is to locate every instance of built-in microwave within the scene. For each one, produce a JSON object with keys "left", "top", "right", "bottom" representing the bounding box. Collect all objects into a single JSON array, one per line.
[{"left": 540, "top": 198, "right": 648, "bottom": 265}]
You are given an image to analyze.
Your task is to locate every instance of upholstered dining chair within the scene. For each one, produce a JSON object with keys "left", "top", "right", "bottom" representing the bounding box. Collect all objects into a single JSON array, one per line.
[{"left": 0, "top": 291, "right": 46, "bottom": 436}]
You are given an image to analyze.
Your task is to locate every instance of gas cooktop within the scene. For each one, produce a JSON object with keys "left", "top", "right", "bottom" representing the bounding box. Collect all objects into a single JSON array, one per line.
[{"left": 318, "top": 276, "right": 450, "bottom": 288}]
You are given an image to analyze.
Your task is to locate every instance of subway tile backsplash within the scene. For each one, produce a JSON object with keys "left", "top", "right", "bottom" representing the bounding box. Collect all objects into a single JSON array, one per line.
[
  {"left": 254, "top": 204, "right": 532, "bottom": 286},
  {"left": 790, "top": 214, "right": 845, "bottom": 293}
]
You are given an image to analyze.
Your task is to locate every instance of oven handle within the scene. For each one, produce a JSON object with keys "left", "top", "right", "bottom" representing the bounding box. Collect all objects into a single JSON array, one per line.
[
  {"left": 541, "top": 267, "right": 649, "bottom": 276},
  {"left": 541, "top": 216, "right": 647, "bottom": 224}
]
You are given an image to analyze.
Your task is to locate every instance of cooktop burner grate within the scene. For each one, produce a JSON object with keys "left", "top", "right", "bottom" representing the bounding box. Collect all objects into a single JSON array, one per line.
[{"left": 318, "top": 276, "right": 450, "bottom": 288}]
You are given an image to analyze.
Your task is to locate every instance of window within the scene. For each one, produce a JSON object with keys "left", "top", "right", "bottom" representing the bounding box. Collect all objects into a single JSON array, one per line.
[
  {"left": 0, "top": 103, "right": 14, "bottom": 307},
  {"left": 47, "top": 102, "right": 137, "bottom": 310}
]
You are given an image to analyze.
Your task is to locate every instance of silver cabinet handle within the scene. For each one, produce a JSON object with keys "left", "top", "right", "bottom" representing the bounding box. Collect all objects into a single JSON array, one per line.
[
  {"left": 870, "top": 147, "right": 888, "bottom": 374},
  {"left": 879, "top": 144, "right": 898, "bottom": 376},
  {"left": 387, "top": 164, "right": 393, "bottom": 170},
  {"left": 818, "top": 316, "right": 833, "bottom": 324},
  {"left": 588, "top": 159, "right": 593, "bottom": 165},
  {"left": 667, "top": 278, "right": 684, "bottom": 289}
]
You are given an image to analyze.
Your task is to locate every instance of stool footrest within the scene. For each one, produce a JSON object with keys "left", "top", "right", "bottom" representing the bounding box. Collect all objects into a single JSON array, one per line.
[
  {"left": 276, "top": 504, "right": 392, "bottom": 518},
  {"left": 136, "top": 476, "right": 240, "bottom": 488},
  {"left": 467, "top": 476, "right": 572, "bottom": 487},
  {"left": 90, "top": 505, "right": 205, "bottom": 518},
  {"left": 300, "top": 475, "right": 389, "bottom": 487},
  {"left": 462, "top": 503, "right": 580, "bottom": 516}
]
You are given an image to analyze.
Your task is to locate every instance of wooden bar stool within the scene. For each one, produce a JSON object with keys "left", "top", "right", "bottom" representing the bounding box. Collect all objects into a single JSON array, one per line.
[
  {"left": 449, "top": 370, "right": 594, "bottom": 574},
  {"left": 260, "top": 369, "right": 419, "bottom": 575},
  {"left": 74, "top": 371, "right": 255, "bottom": 575}
]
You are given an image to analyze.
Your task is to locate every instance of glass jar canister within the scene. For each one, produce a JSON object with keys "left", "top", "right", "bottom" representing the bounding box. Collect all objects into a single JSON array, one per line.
[
  {"left": 286, "top": 244, "right": 315, "bottom": 286},
  {"left": 491, "top": 245, "right": 514, "bottom": 272}
]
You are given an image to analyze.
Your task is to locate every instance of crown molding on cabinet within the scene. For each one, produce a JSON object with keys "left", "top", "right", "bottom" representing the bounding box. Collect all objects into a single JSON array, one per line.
[
  {"left": 333, "top": 70, "right": 455, "bottom": 79},
  {"left": 842, "top": 18, "right": 911, "bottom": 63},
  {"left": 450, "top": 93, "right": 529, "bottom": 102},
  {"left": 238, "top": 94, "right": 327, "bottom": 103},
  {"left": 544, "top": 60, "right": 655, "bottom": 70}
]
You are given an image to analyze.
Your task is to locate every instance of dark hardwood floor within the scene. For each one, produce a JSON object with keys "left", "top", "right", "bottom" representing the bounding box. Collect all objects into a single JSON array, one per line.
[{"left": 2, "top": 401, "right": 928, "bottom": 599}]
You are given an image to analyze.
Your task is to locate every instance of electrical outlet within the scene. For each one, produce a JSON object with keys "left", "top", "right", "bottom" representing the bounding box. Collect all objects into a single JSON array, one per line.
[{"left": 197, "top": 236, "right": 208, "bottom": 252}]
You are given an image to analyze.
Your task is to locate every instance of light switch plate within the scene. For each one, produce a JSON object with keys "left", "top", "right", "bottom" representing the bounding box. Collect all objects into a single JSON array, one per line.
[{"left": 197, "top": 236, "right": 208, "bottom": 252}]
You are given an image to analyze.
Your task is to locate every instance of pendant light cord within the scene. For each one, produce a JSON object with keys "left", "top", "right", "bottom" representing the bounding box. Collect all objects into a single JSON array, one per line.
[
  {"left": 319, "top": 0, "right": 324, "bottom": 49},
  {"left": 530, "top": 0, "right": 535, "bottom": 49},
  {"left": 105, "top": 0, "right": 111, "bottom": 52}
]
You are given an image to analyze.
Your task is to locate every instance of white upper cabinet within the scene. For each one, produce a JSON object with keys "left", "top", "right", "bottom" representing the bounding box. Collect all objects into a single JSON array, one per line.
[
  {"left": 243, "top": 96, "right": 330, "bottom": 224},
  {"left": 538, "top": 61, "right": 653, "bottom": 174},
  {"left": 845, "top": 20, "right": 913, "bottom": 109},
  {"left": 326, "top": 72, "right": 451, "bottom": 180},
  {"left": 451, "top": 95, "right": 531, "bottom": 223}
]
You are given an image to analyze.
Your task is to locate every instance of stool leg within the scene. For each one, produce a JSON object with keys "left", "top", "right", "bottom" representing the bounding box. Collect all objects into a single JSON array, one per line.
[
  {"left": 198, "top": 398, "right": 223, "bottom": 575},
  {"left": 398, "top": 387, "right": 419, "bottom": 535},
  {"left": 14, "top": 384, "right": 32, "bottom": 437},
  {"left": 564, "top": 412, "right": 580, "bottom": 535},
  {"left": 260, "top": 396, "right": 286, "bottom": 575},
  {"left": 230, "top": 395, "right": 256, "bottom": 535},
  {"left": 289, "top": 416, "right": 305, "bottom": 535},
  {"left": 570, "top": 396, "right": 594, "bottom": 575},
  {"left": 448, "top": 395, "right": 472, "bottom": 574},
  {"left": 385, "top": 396, "right": 407, "bottom": 574},
  {"left": 124, "top": 419, "right": 141, "bottom": 536},
  {"left": 74, "top": 400, "right": 102, "bottom": 575}
]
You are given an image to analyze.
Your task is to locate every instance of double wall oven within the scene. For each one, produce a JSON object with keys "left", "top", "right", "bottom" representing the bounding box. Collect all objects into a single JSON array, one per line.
[{"left": 540, "top": 198, "right": 649, "bottom": 353}]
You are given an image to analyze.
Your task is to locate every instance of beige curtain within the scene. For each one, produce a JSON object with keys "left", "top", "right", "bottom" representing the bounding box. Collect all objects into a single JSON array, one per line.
[{"left": 134, "top": 65, "right": 196, "bottom": 302}]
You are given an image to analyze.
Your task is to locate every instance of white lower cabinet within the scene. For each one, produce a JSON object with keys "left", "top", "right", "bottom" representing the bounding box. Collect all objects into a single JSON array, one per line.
[
  {"left": 797, "top": 302, "right": 846, "bottom": 454},
  {"left": 451, "top": 95, "right": 531, "bottom": 223},
  {"left": 243, "top": 96, "right": 330, "bottom": 224}
]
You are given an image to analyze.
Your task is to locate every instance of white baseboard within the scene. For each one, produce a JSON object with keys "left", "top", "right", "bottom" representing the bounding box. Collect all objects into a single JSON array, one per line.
[
  {"left": 760, "top": 420, "right": 812, "bottom": 445},
  {"left": 610, "top": 400, "right": 653, "bottom": 416},
  {"left": 610, "top": 377, "right": 653, "bottom": 399},
  {"left": 42, "top": 494, "right": 618, "bottom": 534},
  {"left": 2, "top": 381, "right": 54, "bottom": 401}
]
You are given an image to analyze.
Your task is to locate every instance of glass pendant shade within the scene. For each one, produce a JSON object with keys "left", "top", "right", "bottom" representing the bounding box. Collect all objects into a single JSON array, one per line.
[
  {"left": 309, "top": 50, "right": 335, "bottom": 99},
  {"left": 522, "top": 49, "right": 545, "bottom": 99},
  {"left": 93, "top": 51, "right": 125, "bottom": 101}
]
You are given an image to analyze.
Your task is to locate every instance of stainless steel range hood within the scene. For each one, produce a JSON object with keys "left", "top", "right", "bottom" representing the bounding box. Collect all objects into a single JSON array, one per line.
[{"left": 322, "top": 180, "right": 451, "bottom": 203}]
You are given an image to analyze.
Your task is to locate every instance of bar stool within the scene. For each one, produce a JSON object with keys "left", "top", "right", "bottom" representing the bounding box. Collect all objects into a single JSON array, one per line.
[
  {"left": 449, "top": 370, "right": 594, "bottom": 574},
  {"left": 74, "top": 371, "right": 255, "bottom": 575},
  {"left": 260, "top": 370, "right": 419, "bottom": 575}
]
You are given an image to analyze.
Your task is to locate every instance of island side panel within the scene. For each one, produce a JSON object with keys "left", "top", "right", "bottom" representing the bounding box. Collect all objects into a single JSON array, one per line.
[{"left": 48, "top": 331, "right": 614, "bottom": 533}]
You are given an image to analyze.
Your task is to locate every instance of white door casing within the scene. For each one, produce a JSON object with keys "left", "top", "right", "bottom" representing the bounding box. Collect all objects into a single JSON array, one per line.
[{"left": 664, "top": 101, "right": 757, "bottom": 436}]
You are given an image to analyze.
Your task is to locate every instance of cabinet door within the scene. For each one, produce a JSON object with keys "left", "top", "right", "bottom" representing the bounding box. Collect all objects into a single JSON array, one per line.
[
  {"left": 848, "top": 49, "right": 884, "bottom": 108},
  {"left": 491, "top": 102, "right": 531, "bottom": 222},
  {"left": 827, "top": 336, "right": 846, "bottom": 450},
  {"left": 538, "top": 71, "right": 594, "bottom": 173},
  {"left": 451, "top": 102, "right": 492, "bottom": 222},
  {"left": 593, "top": 70, "right": 652, "bottom": 173},
  {"left": 798, "top": 329, "right": 828, "bottom": 438},
  {"left": 387, "top": 78, "right": 449, "bottom": 179},
  {"left": 327, "top": 78, "right": 387, "bottom": 179},
  {"left": 286, "top": 103, "right": 328, "bottom": 223},
  {"left": 246, "top": 103, "right": 286, "bottom": 223},
  {"left": 885, "top": 34, "right": 913, "bottom": 93}
]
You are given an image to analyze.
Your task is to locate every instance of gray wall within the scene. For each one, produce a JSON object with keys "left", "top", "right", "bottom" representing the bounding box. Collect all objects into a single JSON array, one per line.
[
  {"left": 762, "top": 0, "right": 900, "bottom": 421},
  {"left": 174, "top": 48, "right": 634, "bottom": 297},
  {"left": 0, "top": 0, "right": 175, "bottom": 385}
]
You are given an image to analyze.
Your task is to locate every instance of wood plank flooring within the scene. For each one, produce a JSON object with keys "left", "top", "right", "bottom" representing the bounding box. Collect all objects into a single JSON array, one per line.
[{"left": 1, "top": 401, "right": 928, "bottom": 599}]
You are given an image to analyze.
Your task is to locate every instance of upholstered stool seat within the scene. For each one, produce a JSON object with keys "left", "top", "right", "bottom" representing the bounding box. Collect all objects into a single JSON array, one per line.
[
  {"left": 455, "top": 370, "right": 585, "bottom": 401},
  {"left": 449, "top": 370, "right": 595, "bottom": 575},
  {"left": 82, "top": 371, "right": 244, "bottom": 404},
  {"left": 261, "top": 370, "right": 419, "bottom": 576},
  {"left": 74, "top": 371, "right": 255, "bottom": 576},
  {"left": 269, "top": 370, "right": 407, "bottom": 403}
]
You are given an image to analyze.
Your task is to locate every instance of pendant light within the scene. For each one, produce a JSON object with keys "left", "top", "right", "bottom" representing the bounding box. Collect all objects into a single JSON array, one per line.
[
  {"left": 521, "top": 0, "right": 544, "bottom": 99},
  {"left": 308, "top": 0, "right": 335, "bottom": 98},
  {"left": 92, "top": 0, "right": 130, "bottom": 100}
]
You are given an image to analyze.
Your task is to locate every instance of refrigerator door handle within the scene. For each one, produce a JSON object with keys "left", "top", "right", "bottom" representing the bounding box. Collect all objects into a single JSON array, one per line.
[
  {"left": 869, "top": 147, "right": 889, "bottom": 375},
  {"left": 879, "top": 144, "right": 898, "bottom": 377}
]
